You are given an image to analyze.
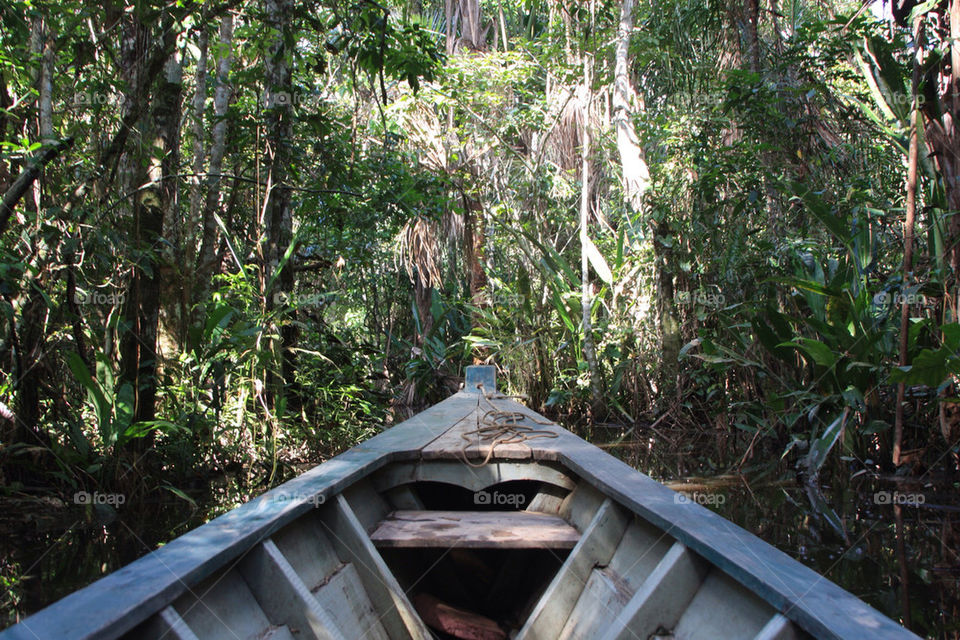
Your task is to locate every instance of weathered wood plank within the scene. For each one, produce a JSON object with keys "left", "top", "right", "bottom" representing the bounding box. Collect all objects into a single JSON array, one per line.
[
  {"left": 384, "top": 484, "right": 426, "bottom": 510},
  {"left": 464, "top": 365, "right": 497, "bottom": 393},
  {"left": 422, "top": 408, "right": 538, "bottom": 461},
  {"left": 525, "top": 484, "right": 568, "bottom": 514},
  {"left": 130, "top": 606, "right": 200, "bottom": 640},
  {"left": 371, "top": 460, "right": 577, "bottom": 494},
  {"left": 598, "top": 542, "right": 708, "bottom": 640},
  {"left": 516, "top": 498, "right": 630, "bottom": 640},
  {"left": 557, "top": 568, "right": 632, "bottom": 640},
  {"left": 270, "top": 515, "right": 343, "bottom": 591},
  {"left": 239, "top": 539, "right": 347, "bottom": 640},
  {"left": 172, "top": 570, "right": 279, "bottom": 640},
  {"left": 557, "top": 519, "right": 675, "bottom": 640},
  {"left": 672, "top": 570, "right": 775, "bottom": 639},
  {"left": 313, "top": 563, "right": 390, "bottom": 640},
  {"left": 559, "top": 481, "right": 607, "bottom": 532},
  {"left": 369, "top": 510, "right": 581, "bottom": 549},
  {"left": 0, "top": 392, "right": 478, "bottom": 640},
  {"left": 754, "top": 614, "right": 804, "bottom": 640},
  {"left": 318, "top": 495, "right": 431, "bottom": 640},
  {"left": 341, "top": 479, "right": 391, "bottom": 532},
  {"left": 420, "top": 399, "right": 562, "bottom": 462}
]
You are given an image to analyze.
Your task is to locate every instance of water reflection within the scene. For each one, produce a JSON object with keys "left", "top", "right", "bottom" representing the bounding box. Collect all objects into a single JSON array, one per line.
[{"left": 601, "top": 432, "right": 960, "bottom": 639}]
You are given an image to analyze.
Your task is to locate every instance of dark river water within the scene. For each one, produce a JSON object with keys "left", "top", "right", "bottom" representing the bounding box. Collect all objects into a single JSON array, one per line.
[
  {"left": 601, "top": 427, "right": 960, "bottom": 639},
  {"left": 2, "top": 426, "right": 958, "bottom": 638}
]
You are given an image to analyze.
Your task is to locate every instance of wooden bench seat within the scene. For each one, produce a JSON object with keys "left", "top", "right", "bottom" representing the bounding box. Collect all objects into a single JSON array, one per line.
[{"left": 369, "top": 510, "right": 580, "bottom": 549}]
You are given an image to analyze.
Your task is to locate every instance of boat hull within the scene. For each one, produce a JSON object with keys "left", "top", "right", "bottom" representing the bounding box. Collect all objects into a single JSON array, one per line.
[{"left": 0, "top": 375, "right": 918, "bottom": 640}]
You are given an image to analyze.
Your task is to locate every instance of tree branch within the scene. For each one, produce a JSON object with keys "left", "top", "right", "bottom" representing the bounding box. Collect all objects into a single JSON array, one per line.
[{"left": 0, "top": 137, "right": 74, "bottom": 236}]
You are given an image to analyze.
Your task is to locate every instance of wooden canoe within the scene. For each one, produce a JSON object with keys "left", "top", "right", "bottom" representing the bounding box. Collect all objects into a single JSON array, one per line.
[{"left": 0, "top": 366, "right": 918, "bottom": 640}]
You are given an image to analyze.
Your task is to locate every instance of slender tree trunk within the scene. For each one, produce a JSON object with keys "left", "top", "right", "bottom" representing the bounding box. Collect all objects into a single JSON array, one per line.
[
  {"left": 463, "top": 194, "right": 488, "bottom": 310},
  {"left": 580, "top": 55, "right": 603, "bottom": 414},
  {"left": 445, "top": 0, "right": 455, "bottom": 55},
  {"left": 613, "top": 0, "right": 678, "bottom": 392},
  {"left": 155, "top": 54, "right": 184, "bottom": 366},
  {"left": 263, "top": 0, "right": 296, "bottom": 398},
  {"left": 12, "top": 17, "right": 56, "bottom": 451},
  {"left": 894, "top": 16, "right": 922, "bottom": 467},
  {"left": 184, "top": 24, "right": 208, "bottom": 338},
  {"left": 497, "top": 1, "right": 508, "bottom": 52},
  {"left": 195, "top": 14, "right": 234, "bottom": 317},
  {"left": 38, "top": 21, "right": 54, "bottom": 142},
  {"left": 613, "top": 0, "right": 649, "bottom": 211},
  {"left": 744, "top": 0, "right": 761, "bottom": 73},
  {"left": 0, "top": 73, "right": 12, "bottom": 192}
]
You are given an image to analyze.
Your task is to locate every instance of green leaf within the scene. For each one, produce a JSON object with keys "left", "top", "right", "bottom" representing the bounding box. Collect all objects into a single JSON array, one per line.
[
  {"left": 784, "top": 338, "right": 838, "bottom": 368},
  {"left": 806, "top": 412, "right": 845, "bottom": 475},
  {"left": 66, "top": 352, "right": 110, "bottom": 435},
  {"left": 890, "top": 347, "right": 959, "bottom": 386},
  {"left": 163, "top": 484, "right": 198, "bottom": 508},
  {"left": 583, "top": 236, "right": 613, "bottom": 285},
  {"left": 112, "top": 383, "right": 136, "bottom": 443}
]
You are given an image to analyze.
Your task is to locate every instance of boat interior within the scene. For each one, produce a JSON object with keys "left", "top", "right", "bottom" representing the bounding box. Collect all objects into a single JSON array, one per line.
[{"left": 127, "top": 459, "right": 810, "bottom": 640}]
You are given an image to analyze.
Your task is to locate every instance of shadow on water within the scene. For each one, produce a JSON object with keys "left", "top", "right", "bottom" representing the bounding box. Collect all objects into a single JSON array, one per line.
[
  {"left": 597, "top": 426, "right": 960, "bottom": 639},
  {"left": 0, "top": 471, "right": 260, "bottom": 628}
]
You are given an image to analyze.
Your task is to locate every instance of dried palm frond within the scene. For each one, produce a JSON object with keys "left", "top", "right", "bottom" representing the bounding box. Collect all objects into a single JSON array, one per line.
[
  {"left": 400, "top": 101, "right": 449, "bottom": 173},
  {"left": 396, "top": 216, "right": 442, "bottom": 287}
]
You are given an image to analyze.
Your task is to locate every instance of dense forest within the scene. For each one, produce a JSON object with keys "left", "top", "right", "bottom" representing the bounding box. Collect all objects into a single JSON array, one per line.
[{"left": 1, "top": 0, "right": 959, "bottom": 636}]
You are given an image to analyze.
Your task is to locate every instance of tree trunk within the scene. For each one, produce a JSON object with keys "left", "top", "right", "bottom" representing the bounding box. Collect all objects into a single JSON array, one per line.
[
  {"left": 580, "top": 55, "right": 603, "bottom": 414},
  {"left": 612, "top": 0, "right": 679, "bottom": 393},
  {"left": 194, "top": 14, "right": 235, "bottom": 318},
  {"left": 119, "top": 19, "right": 181, "bottom": 433},
  {"left": 463, "top": 194, "right": 488, "bottom": 309},
  {"left": 612, "top": 0, "right": 650, "bottom": 211},
  {"left": 263, "top": 0, "right": 297, "bottom": 398},
  {"left": 155, "top": 54, "right": 184, "bottom": 368},
  {"left": 38, "top": 19, "right": 54, "bottom": 142},
  {"left": 0, "top": 73, "right": 12, "bottom": 192},
  {"left": 184, "top": 23, "right": 208, "bottom": 338},
  {"left": 894, "top": 15, "right": 923, "bottom": 467}
]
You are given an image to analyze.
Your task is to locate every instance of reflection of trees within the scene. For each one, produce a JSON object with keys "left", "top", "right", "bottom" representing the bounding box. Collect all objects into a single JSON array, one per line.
[{"left": 605, "top": 435, "right": 959, "bottom": 638}]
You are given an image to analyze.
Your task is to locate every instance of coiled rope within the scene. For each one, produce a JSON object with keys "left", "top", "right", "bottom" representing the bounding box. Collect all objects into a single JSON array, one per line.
[{"left": 460, "top": 383, "right": 558, "bottom": 467}]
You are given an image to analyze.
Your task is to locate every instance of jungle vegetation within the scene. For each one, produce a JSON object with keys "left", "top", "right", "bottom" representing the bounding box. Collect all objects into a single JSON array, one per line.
[{"left": 1, "top": 0, "right": 958, "bottom": 633}]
